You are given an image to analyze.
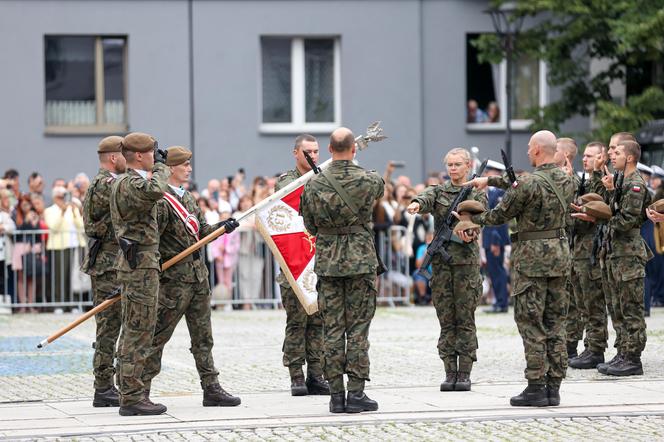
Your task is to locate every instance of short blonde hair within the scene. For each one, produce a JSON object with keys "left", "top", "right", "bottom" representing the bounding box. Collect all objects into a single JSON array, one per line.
[
  {"left": 444, "top": 148, "right": 471, "bottom": 164},
  {"left": 557, "top": 137, "right": 578, "bottom": 159}
]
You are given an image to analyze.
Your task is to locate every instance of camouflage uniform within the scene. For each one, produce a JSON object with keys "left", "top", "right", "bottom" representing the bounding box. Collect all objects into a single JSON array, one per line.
[
  {"left": 571, "top": 214, "right": 608, "bottom": 354},
  {"left": 275, "top": 169, "right": 324, "bottom": 379},
  {"left": 590, "top": 170, "right": 623, "bottom": 351},
  {"left": 110, "top": 164, "right": 170, "bottom": 406},
  {"left": 606, "top": 170, "right": 651, "bottom": 358},
  {"left": 81, "top": 168, "right": 122, "bottom": 390},
  {"left": 142, "top": 186, "right": 222, "bottom": 391},
  {"left": 411, "top": 182, "right": 487, "bottom": 374},
  {"left": 566, "top": 175, "right": 587, "bottom": 351},
  {"left": 474, "top": 163, "right": 575, "bottom": 387},
  {"left": 300, "top": 160, "right": 384, "bottom": 394}
]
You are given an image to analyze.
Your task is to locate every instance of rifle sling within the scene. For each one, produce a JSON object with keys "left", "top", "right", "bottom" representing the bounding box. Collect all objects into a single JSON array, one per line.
[{"left": 533, "top": 171, "right": 568, "bottom": 222}]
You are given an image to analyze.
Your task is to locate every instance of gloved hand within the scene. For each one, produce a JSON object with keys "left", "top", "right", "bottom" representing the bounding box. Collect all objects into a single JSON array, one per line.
[
  {"left": 155, "top": 148, "right": 168, "bottom": 164},
  {"left": 218, "top": 218, "right": 240, "bottom": 233}
]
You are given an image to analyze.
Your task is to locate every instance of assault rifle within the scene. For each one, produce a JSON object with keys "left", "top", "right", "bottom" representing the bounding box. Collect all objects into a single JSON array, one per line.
[
  {"left": 501, "top": 148, "right": 519, "bottom": 188},
  {"left": 417, "top": 159, "right": 488, "bottom": 279},
  {"left": 611, "top": 171, "right": 624, "bottom": 215},
  {"left": 569, "top": 172, "right": 586, "bottom": 249}
]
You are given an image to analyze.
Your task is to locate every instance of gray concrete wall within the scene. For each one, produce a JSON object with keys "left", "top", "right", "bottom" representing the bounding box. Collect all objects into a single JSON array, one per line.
[
  {"left": 192, "top": 0, "right": 423, "bottom": 183},
  {"left": 0, "top": 0, "right": 190, "bottom": 188}
]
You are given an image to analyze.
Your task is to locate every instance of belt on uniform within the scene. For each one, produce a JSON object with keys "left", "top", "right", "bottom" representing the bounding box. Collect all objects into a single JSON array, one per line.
[
  {"left": 317, "top": 225, "right": 365, "bottom": 235},
  {"left": 510, "top": 228, "right": 566, "bottom": 243},
  {"left": 100, "top": 242, "right": 118, "bottom": 252}
]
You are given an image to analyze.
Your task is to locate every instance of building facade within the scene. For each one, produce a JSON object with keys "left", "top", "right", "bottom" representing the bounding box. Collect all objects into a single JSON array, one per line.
[{"left": 0, "top": 0, "right": 588, "bottom": 186}]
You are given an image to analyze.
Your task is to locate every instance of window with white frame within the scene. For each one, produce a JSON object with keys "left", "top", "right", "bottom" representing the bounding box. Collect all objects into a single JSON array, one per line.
[
  {"left": 261, "top": 36, "right": 340, "bottom": 133},
  {"left": 466, "top": 33, "right": 547, "bottom": 130},
  {"left": 45, "top": 35, "right": 127, "bottom": 134}
]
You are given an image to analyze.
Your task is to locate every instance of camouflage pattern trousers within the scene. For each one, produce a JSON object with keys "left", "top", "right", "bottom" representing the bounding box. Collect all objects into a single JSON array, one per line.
[
  {"left": 565, "top": 274, "right": 585, "bottom": 345},
  {"left": 317, "top": 274, "right": 377, "bottom": 394},
  {"left": 573, "top": 258, "right": 608, "bottom": 353},
  {"left": 513, "top": 273, "right": 568, "bottom": 386},
  {"left": 116, "top": 269, "right": 159, "bottom": 407},
  {"left": 142, "top": 278, "right": 219, "bottom": 391},
  {"left": 91, "top": 270, "right": 122, "bottom": 389},
  {"left": 601, "top": 260, "right": 624, "bottom": 351},
  {"left": 430, "top": 263, "right": 482, "bottom": 374},
  {"left": 607, "top": 256, "right": 647, "bottom": 356},
  {"left": 281, "top": 285, "right": 324, "bottom": 377}
]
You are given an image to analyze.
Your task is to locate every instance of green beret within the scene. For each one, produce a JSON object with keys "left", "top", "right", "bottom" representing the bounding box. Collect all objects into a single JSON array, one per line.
[
  {"left": 582, "top": 201, "right": 611, "bottom": 220},
  {"left": 165, "top": 146, "right": 192, "bottom": 166},
  {"left": 122, "top": 132, "right": 156, "bottom": 153},
  {"left": 579, "top": 193, "right": 604, "bottom": 204},
  {"left": 457, "top": 200, "right": 485, "bottom": 215},
  {"left": 98, "top": 136, "right": 124, "bottom": 153}
]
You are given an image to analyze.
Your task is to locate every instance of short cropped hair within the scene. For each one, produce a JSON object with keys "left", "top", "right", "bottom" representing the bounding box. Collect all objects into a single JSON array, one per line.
[
  {"left": 330, "top": 132, "right": 355, "bottom": 152},
  {"left": 557, "top": 137, "right": 578, "bottom": 159},
  {"left": 619, "top": 140, "right": 641, "bottom": 163},
  {"left": 294, "top": 134, "right": 317, "bottom": 150}
]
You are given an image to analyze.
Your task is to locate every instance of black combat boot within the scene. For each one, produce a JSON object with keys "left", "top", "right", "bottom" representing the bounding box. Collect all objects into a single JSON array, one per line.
[
  {"left": 118, "top": 399, "right": 167, "bottom": 416},
  {"left": 440, "top": 372, "right": 456, "bottom": 392},
  {"left": 510, "top": 383, "right": 549, "bottom": 407},
  {"left": 547, "top": 385, "right": 561, "bottom": 406},
  {"left": 306, "top": 374, "right": 330, "bottom": 395},
  {"left": 202, "top": 383, "right": 241, "bottom": 406},
  {"left": 455, "top": 372, "right": 471, "bottom": 391},
  {"left": 93, "top": 386, "right": 120, "bottom": 407},
  {"left": 329, "top": 392, "right": 345, "bottom": 413},
  {"left": 597, "top": 353, "right": 622, "bottom": 374},
  {"left": 566, "top": 341, "right": 578, "bottom": 360},
  {"left": 290, "top": 366, "right": 308, "bottom": 396},
  {"left": 346, "top": 391, "right": 379, "bottom": 413},
  {"left": 569, "top": 349, "right": 605, "bottom": 369},
  {"left": 606, "top": 354, "right": 643, "bottom": 376}
]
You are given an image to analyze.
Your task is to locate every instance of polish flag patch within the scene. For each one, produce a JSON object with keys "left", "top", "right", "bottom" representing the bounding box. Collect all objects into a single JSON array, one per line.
[{"left": 632, "top": 186, "right": 641, "bottom": 192}]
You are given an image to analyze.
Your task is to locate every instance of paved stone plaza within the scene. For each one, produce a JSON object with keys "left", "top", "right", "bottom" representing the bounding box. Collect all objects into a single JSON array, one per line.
[{"left": 2, "top": 306, "right": 664, "bottom": 440}]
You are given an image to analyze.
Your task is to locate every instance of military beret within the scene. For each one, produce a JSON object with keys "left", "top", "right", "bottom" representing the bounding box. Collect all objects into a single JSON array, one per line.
[
  {"left": 97, "top": 135, "right": 124, "bottom": 153},
  {"left": 579, "top": 193, "right": 604, "bottom": 204},
  {"left": 649, "top": 199, "right": 664, "bottom": 214},
  {"left": 165, "top": 146, "right": 192, "bottom": 166},
  {"left": 122, "top": 132, "right": 157, "bottom": 153},
  {"left": 582, "top": 201, "right": 611, "bottom": 220},
  {"left": 457, "top": 200, "right": 485, "bottom": 215},
  {"left": 454, "top": 220, "right": 481, "bottom": 234}
]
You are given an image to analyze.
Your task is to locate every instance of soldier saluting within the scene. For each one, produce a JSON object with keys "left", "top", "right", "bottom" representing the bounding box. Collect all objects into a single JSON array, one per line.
[
  {"left": 141, "top": 146, "right": 241, "bottom": 407},
  {"left": 110, "top": 132, "right": 171, "bottom": 416},
  {"left": 300, "top": 127, "right": 384, "bottom": 414},
  {"left": 461, "top": 130, "right": 575, "bottom": 407},
  {"left": 81, "top": 136, "right": 127, "bottom": 408}
]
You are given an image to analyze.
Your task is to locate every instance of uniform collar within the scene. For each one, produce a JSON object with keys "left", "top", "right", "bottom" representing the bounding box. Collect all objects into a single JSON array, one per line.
[
  {"left": 168, "top": 184, "right": 185, "bottom": 198},
  {"left": 131, "top": 168, "right": 148, "bottom": 180}
]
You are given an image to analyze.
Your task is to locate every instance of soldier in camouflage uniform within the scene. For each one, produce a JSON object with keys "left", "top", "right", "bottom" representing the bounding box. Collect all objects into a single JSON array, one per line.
[
  {"left": 81, "top": 136, "right": 127, "bottom": 407},
  {"left": 276, "top": 135, "right": 329, "bottom": 397},
  {"left": 574, "top": 140, "right": 651, "bottom": 376},
  {"left": 465, "top": 130, "right": 575, "bottom": 407},
  {"left": 588, "top": 132, "right": 637, "bottom": 373},
  {"left": 110, "top": 132, "right": 171, "bottom": 416},
  {"left": 568, "top": 142, "right": 609, "bottom": 369},
  {"left": 555, "top": 138, "right": 586, "bottom": 360},
  {"left": 300, "top": 127, "right": 384, "bottom": 414},
  {"left": 141, "top": 146, "right": 240, "bottom": 406},
  {"left": 407, "top": 148, "right": 486, "bottom": 392}
]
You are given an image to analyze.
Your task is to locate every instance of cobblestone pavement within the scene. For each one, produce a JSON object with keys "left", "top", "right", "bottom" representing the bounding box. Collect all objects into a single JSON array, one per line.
[
  {"left": 2, "top": 306, "right": 664, "bottom": 402},
  {"left": 30, "top": 416, "right": 664, "bottom": 441},
  {"left": 3, "top": 306, "right": 664, "bottom": 440}
]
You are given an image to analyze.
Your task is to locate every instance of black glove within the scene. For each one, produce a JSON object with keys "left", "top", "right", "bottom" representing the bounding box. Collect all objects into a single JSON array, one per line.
[
  {"left": 218, "top": 218, "right": 240, "bottom": 233},
  {"left": 155, "top": 148, "right": 168, "bottom": 164}
]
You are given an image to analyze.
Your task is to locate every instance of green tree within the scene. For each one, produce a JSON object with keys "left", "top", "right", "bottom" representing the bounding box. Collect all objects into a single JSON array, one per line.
[{"left": 474, "top": 0, "right": 664, "bottom": 141}]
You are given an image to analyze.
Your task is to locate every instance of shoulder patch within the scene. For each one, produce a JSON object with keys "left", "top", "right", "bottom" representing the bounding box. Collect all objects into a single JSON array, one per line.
[{"left": 632, "top": 186, "right": 641, "bottom": 193}]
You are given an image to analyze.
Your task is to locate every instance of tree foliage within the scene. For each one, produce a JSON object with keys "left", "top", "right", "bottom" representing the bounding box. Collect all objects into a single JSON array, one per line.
[{"left": 475, "top": 0, "right": 664, "bottom": 141}]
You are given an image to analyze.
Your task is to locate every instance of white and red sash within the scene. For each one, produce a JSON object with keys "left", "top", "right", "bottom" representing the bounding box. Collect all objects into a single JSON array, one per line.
[{"left": 163, "top": 192, "right": 200, "bottom": 240}]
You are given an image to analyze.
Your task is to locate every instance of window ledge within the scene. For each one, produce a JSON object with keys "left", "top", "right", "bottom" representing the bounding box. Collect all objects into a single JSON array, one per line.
[
  {"left": 260, "top": 122, "right": 339, "bottom": 135},
  {"left": 466, "top": 120, "right": 533, "bottom": 133},
  {"left": 45, "top": 124, "right": 128, "bottom": 136}
]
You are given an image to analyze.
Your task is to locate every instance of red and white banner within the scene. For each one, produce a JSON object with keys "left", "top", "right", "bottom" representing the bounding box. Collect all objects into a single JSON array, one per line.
[{"left": 255, "top": 185, "right": 318, "bottom": 314}]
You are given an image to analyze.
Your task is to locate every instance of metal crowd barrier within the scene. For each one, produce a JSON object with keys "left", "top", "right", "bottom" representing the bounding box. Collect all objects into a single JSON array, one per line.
[{"left": 1, "top": 225, "right": 415, "bottom": 312}]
